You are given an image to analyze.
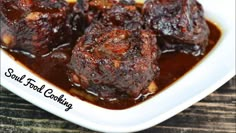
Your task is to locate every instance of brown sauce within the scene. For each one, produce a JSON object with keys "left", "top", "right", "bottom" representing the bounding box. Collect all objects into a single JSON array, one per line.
[{"left": 3, "top": 20, "right": 221, "bottom": 109}]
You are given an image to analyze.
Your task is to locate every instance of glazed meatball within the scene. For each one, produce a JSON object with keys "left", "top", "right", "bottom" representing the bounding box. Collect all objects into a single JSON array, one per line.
[
  {"left": 143, "top": 0, "right": 210, "bottom": 56},
  {"left": 68, "top": 22, "right": 161, "bottom": 99},
  {"left": 0, "top": 0, "right": 73, "bottom": 56}
]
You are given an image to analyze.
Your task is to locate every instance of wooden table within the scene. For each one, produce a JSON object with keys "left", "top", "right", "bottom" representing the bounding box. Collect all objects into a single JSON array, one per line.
[{"left": 1, "top": 76, "right": 235, "bottom": 133}]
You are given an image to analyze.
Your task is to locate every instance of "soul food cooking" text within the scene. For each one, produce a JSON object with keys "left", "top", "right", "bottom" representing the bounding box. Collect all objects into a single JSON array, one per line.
[{"left": 4, "top": 68, "right": 73, "bottom": 112}]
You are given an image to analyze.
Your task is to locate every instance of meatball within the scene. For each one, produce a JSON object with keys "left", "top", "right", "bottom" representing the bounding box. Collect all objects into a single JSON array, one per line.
[
  {"left": 0, "top": 0, "right": 73, "bottom": 56},
  {"left": 68, "top": 22, "right": 161, "bottom": 99},
  {"left": 143, "top": 0, "right": 210, "bottom": 56}
]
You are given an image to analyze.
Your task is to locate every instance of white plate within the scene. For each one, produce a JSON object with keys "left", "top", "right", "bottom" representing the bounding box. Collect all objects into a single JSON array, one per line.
[{"left": 1, "top": 0, "right": 235, "bottom": 132}]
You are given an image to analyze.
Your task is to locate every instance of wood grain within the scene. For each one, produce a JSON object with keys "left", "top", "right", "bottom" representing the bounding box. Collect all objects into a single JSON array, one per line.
[{"left": 0, "top": 76, "right": 235, "bottom": 133}]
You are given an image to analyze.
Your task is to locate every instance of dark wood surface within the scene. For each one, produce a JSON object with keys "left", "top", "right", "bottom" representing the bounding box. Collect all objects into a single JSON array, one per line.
[{"left": 0, "top": 76, "right": 235, "bottom": 133}]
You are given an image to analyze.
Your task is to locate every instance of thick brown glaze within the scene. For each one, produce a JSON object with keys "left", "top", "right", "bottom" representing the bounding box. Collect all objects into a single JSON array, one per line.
[{"left": 4, "top": 21, "right": 221, "bottom": 109}]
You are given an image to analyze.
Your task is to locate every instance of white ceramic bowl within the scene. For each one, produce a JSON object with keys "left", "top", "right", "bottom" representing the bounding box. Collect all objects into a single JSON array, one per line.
[{"left": 1, "top": 0, "right": 235, "bottom": 132}]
